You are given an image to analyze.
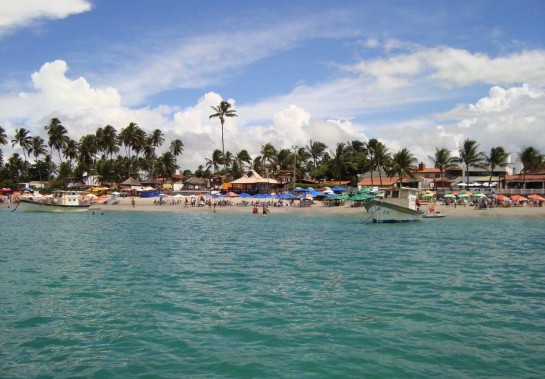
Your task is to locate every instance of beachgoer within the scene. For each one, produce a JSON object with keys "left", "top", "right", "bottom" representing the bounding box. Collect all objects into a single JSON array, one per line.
[{"left": 131, "top": 197, "right": 135, "bottom": 208}]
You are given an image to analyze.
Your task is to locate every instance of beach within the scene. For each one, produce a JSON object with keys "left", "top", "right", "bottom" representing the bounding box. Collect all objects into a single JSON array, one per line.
[{"left": 85, "top": 197, "right": 545, "bottom": 218}]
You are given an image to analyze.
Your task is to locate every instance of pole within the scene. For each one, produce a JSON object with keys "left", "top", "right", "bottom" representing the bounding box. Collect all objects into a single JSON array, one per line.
[{"left": 292, "top": 145, "right": 298, "bottom": 190}]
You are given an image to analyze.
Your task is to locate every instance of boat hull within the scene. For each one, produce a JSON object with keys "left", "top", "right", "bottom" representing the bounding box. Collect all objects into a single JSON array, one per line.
[
  {"left": 365, "top": 200, "right": 424, "bottom": 223},
  {"left": 17, "top": 199, "right": 90, "bottom": 213}
]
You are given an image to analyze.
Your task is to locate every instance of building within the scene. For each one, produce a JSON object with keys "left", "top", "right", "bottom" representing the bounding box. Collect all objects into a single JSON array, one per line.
[{"left": 230, "top": 169, "right": 278, "bottom": 195}]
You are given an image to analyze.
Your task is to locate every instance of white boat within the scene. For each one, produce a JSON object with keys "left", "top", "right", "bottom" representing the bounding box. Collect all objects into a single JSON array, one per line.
[
  {"left": 364, "top": 187, "right": 424, "bottom": 223},
  {"left": 16, "top": 191, "right": 91, "bottom": 213}
]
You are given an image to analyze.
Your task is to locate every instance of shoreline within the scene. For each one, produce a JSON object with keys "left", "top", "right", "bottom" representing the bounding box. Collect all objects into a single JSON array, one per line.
[{"left": 79, "top": 198, "right": 545, "bottom": 218}]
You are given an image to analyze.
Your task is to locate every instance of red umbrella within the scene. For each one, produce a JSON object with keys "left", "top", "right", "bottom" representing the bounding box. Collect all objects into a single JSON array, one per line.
[{"left": 528, "top": 194, "right": 545, "bottom": 201}]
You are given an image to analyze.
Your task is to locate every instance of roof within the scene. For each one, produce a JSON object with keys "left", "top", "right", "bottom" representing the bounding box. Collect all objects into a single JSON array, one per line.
[
  {"left": 120, "top": 177, "right": 141, "bottom": 186},
  {"left": 357, "top": 177, "right": 411, "bottom": 186},
  {"left": 505, "top": 174, "right": 545, "bottom": 181},
  {"left": 231, "top": 170, "right": 278, "bottom": 184},
  {"left": 185, "top": 176, "right": 207, "bottom": 185}
]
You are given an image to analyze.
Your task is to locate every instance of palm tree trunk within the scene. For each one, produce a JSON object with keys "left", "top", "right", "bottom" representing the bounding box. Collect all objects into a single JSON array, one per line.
[{"left": 221, "top": 120, "right": 225, "bottom": 170}]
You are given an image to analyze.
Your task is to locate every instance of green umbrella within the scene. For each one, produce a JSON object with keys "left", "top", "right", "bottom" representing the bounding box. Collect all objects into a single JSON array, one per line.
[
  {"left": 444, "top": 193, "right": 455, "bottom": 198},
  {"left": 473, "top": 192, "right": 486, "bottom": 198},
  {"left": 421, "top": 193, "right": 434, "bottom": 198},
  {"left": 458, "top": 193, "right": 470, "bottom": 198}
]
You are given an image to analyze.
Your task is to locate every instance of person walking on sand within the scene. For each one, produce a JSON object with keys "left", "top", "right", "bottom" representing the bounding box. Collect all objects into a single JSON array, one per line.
[{"left": 131, "top": 197, "right": 135, "bottom": 208}]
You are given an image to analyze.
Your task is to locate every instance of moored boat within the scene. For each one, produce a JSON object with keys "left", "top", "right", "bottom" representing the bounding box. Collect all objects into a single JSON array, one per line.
[
  {"left": 364, "top": 187, "right": 424, "bottom": 223},
  {"left": 16, "top": 191, "right": 91, "bottom": 213}
]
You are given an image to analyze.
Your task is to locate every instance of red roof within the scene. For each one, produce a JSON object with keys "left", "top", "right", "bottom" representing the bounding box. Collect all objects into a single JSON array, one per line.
[{"left": 505, "top": 174, "right": 545, "bottom": 181}]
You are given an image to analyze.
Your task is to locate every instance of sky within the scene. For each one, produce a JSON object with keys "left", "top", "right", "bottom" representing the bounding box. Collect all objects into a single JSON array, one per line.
[{"left": 1, "top": 0, "right": 545, "bottom": 171}]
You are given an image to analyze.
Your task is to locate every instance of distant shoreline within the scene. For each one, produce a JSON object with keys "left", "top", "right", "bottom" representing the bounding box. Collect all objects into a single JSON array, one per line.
[{"left": 77, "top": 197, "right": 545, "bottom": 218}]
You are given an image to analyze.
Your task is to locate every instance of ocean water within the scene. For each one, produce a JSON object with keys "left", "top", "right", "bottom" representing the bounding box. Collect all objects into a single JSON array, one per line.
[{"left": 1, "top": 209, "right": 544, "bottom": 378}]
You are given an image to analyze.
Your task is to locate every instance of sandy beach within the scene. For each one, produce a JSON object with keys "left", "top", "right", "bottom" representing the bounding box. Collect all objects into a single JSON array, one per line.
[{"left": 85, "top": 197, "right": 545, "bottom": 219}]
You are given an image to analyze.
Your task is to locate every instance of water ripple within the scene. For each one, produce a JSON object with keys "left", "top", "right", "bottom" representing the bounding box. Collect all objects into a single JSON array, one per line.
[{"left": 1, "top": 212, "right": 544, "bottom": 377}]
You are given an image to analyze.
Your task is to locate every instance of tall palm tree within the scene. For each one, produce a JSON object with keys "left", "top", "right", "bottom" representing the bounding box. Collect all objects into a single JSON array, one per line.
[
  {"left": 0, "top": 126, "right": 7, "bottom": 166},
  {"left": 485, "top": 146, "right": 509, "bottom": 188},
  {"left": 29, "top": 136, "right": 48, "bottom": 182},
  {"left": 11, "top": 128, "right": 32, "bottom": 162},
  {"left": 149, "top": 129, "right": 165, "bottom": 154},
  {"left": 453, "top": 138, "right": 486, "bottom": 187},
  {"left": 209, "top": 100, "right": 237, "bottom": 169},
  {"left": 518, "top": 146, "right": 542, "bottom": 188},
  {"left": 169, "top": 139, "right": 184, "bottom": 166},
  {"left": 388, "top": 148, "right": 418, "bottom": 187},
  {"left": 45, "top": 118, "right": 69, "bottom": 162},
  {"left": 78, "top": 134, "right": 98, "bottom": 174},
  {"left": 428, "top": 147, "right": 457, "bottom": 190}
]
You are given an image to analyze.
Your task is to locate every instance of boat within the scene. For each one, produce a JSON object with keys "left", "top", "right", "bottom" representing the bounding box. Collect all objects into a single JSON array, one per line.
[
  {"left": 423, "top": 210, "right": 446, "bottom": 218},
  {"left": 364, "top": 187, "right": 424, "bottom": 223},
  {"left": 16, "top": 191, "right": 91, "bottom": 213},
  {"left": 423, "top": 206, "right": 446, "bottom": 218}
]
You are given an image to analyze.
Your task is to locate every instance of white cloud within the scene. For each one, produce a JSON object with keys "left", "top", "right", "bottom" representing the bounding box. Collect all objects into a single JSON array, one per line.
[
  {"left": 0, "top": 0, "right": 92, "bottom": 35},
  {"left": 344, "top": 46, "right": 545, "bottom": 90}
]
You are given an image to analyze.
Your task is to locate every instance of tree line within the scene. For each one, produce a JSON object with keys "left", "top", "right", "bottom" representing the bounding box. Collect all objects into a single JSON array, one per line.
[{"left": 0, "top": 101, "right": 543, "bottom": 189}]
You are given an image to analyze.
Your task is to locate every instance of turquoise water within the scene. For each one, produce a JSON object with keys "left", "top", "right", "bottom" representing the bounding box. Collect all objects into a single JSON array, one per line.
[{"left": 1, "top": 209, "right": 544, "bottom": 378}]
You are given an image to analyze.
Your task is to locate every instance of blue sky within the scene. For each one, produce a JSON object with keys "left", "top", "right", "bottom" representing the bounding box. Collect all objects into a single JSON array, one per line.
[{"left": 1, "top": 0, "right": 545, "bottom": 170}]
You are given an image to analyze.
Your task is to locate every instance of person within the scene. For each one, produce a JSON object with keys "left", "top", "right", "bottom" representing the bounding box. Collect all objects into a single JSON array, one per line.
[
  {"left": 131, "top": 197, "right": 135, "bottom": 208},
  {"left": 262, "top": 205, "right": 267, "bottom": 215},
  {"left": 252, "top": 205, "right": 258, "bottom": 214},
  {"left": 416, "top": 198, "right": 421, "bottom": 211}
]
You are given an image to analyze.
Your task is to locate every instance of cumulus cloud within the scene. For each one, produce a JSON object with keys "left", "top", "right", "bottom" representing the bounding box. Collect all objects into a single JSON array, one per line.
[
  {"left": 343, "top": 46, "right": 545, "bottom": 90},
  {"left": 0, "top": 0, "right": 92, "bottom": 35}
]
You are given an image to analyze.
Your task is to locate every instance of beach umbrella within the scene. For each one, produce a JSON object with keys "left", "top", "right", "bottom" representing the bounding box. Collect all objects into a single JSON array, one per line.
[
  {"left": 511, "top": 195, "right": 527, "bottom": 202},
  {"left": 528, "top": 194, "right": 545, "bottom": 201},
  {"left": 496, "top": 194, "right": 509, "bottom": 201},
  {"left": 443, "top": 193, "right": 455, "bottom": 198},
  {"left": 472, "top": 192, "right": 486, "bottom": 198},
  {"left": 239, "top": 193, "right": 252, "bottom": 198},
  {"left": 458, "top": 193, "right": 470, "bottom": 198},
  {"left": 86, "top": 193, "right": 97, "bottom": 198},
  {"left": 421, "top": 193, "right": 434, "bottom": 198},
  {"left": 158, "top": 193, "right": 170, "bottom": 198},
  {"left": 331, "top": 186, "right": 346, "bottom": 192}
]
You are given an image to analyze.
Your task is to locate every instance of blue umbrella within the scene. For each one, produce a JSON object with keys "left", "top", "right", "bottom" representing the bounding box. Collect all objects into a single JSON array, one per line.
[
  {"left": 331, "top": 186, "right": 346, "bottom": 192},
  {"left": 239, "top": 193, "right": 252, "bottom": 198}
]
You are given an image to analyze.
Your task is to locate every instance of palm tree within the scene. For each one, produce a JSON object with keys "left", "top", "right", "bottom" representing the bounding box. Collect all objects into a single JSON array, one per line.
[
  {"left": 62, "top": 139, "right": 79, "bottom": 169},
  {"left": 330, "top": 142, "right": 348, "bottom": 182},
  {"left": 29, "top": 136, "right": 48, "bottom": 182},
  {"left": 453, "top": 138, "right": 486, "bottom": 187},
  {"left": 234, "top": 149, "right": 252, "bottom": 170},
  {"left": 306, "top": 140, "right": 327, "bottom": 174},
  {"left": 428, "top": 147, "right": 457, "bottom": 190},
  {"left": 169, "top": 139, "right": 184, "bottom": 166},
  {"left": 11, "top": 128, "right": 32, "bottom": 162},
  {"left": 156, "top": 152, "right": 178, "bottom": 178},
  {"left": 260, "top": 143, "right": 277, "bottom": 175},
  {"left": 367, "top": 140, "right": 390, "bottom": 186},
  {"left": 485, "top": 146, "right": 509, "bottom": 188},
  {"left": 209, "top": 100, "right": 237, "bottom": 169},
  {"left": 388, "top": 148, "right": 418, "bottom": 187},
  {"left": 78, "top": 134, "right": 98, "bottom": 174},
  {"left": 96, "top": 125, "right": 119, "bottom": 159},
  {"left": 0, "top": 126, "right": 7, "bottom": 166},
  {"left": 206, "top": 149, "right": 224, "bottom": 174},
  {"left": 45, "top": 118, "right": 69, "bottom": 162},
  {"left": 518, "top": 146, "right": 542, "bottom": 188}
]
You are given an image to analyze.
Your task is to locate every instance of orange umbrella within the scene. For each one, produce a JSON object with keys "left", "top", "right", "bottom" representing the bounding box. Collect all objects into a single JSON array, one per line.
[
  {"left": 528, "top": 194, "right": 545, "bottom": 201},
  {"left": 496, "top": 194, "right": 509, "bottom": 201},
  {"left": 511, "top": 195, "right": 527, "bottom": 202}
]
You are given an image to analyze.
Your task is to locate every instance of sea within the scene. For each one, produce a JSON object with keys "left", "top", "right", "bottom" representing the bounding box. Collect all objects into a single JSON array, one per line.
[{"left": 1, "top": 208, "right": 544, "bottom": 378}]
